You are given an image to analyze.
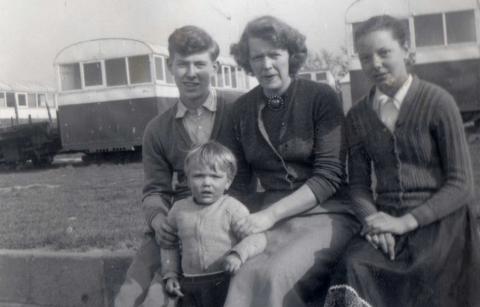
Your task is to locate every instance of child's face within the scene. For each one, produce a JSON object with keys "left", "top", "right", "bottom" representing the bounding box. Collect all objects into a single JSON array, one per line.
[{"left": 187, "top": 165, "right": 232, "bottom": 205}]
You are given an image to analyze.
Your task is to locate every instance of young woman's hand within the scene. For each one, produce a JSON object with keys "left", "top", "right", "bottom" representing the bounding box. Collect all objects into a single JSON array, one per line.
[
  {"left": 165, "top": 277, "right": 184, "bottom": 297},
  {"left": 233, "top": 211, "right": 275, "bottom": 237},
  {"left": 364, "top": 232, "right": 396, "bottom": 260},
  {"left": 224, "top": 253, "right": 243, "bottom": 274},
  {"left": 364, "top": 212, "right": 418, "bottom": 235}
]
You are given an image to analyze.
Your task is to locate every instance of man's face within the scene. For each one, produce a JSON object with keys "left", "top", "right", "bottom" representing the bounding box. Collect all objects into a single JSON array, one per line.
[{"left": 168, "top": 51, "right": 217, "bottom": 108}]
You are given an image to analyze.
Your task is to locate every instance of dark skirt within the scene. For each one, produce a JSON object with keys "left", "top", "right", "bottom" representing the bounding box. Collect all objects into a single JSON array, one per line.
[
  {"left": 224, "top": 212, "right": 359, "bottom": 307},
  {"left": 324, "top": 206, "right": 480, "bottom": 307},
  {"left": 224, "top": 190, "right": 359, "bottom": 307}
]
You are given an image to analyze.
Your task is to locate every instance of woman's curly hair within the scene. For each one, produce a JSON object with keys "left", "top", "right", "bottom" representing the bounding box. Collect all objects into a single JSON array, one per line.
[{"left": 230, "top": 16, "right": 307, "bottom": 76}]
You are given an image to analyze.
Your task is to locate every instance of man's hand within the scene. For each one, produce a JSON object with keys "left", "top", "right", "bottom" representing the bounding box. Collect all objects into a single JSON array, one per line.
[
  {"left": 165, "top": 277, "right": 184, "bottom": 297},
  {"left": 151, "top": 214, "right": 178, "bottom": 247},
  {"left": 224, "top": 253, "right": 242, "bottom": 274}
]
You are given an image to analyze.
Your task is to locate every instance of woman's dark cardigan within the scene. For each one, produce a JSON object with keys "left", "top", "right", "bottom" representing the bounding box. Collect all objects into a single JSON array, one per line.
[
  {"left": 346, "top": 76, "right": 475, "bottom": 226},
  {"left": 225, "top": 78, "right": 351, "bottom": 214}
]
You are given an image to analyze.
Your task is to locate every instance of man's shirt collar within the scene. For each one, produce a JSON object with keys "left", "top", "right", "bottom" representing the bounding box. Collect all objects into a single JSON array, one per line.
[{"left": 176, "top": 87, "right": 217, "bottom": 118}]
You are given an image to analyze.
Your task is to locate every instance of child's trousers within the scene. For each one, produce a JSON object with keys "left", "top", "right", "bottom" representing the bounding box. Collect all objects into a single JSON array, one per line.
[{"left": 178, "top": 272, "right": 230, "bottom": 307}]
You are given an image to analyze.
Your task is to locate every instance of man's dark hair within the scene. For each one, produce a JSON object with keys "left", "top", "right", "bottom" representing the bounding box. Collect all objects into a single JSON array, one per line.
[{"left": 168, "top": 25, "right": 220, "bottom": 61}]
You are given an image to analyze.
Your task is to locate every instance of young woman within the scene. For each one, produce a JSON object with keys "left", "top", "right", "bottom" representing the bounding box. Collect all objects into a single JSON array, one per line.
[
  {"left": 324, "top": 15, "right": 480, "bottom": 307},
  {"left": 222, "top": 15, "right": 359, "bottom": 307}
]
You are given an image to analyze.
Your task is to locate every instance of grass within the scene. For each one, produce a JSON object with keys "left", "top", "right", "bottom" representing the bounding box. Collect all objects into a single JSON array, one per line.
[
  {"left": 0, "top": 159, "right": 145, "bottom": 251},
  {"left": 0, "top": 142, "right": 479, "bottom": 251}
]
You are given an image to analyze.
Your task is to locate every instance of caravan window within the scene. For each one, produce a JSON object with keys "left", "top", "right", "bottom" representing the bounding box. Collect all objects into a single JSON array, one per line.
[
  {"left": 46, "top": 93, "right": 55, "bottom": 107},
  {"left": 6, "top": 93, "right": 15, "bottom": 108},
  {"left": 83, "top": 62, "right": 103, "bottom": 87},
  {"left": 210, "top": 75, "right": 217, "bottom": 87},
  {"left": 415, "top": 14, "right": 444, "bottom": 47},
  {"left": 37, "top": 93, "right": 54, "bottom": 107},
  {"left": 316, "top": 72, "right": 327, "bottom": 81},
  {"left": 60, "top": 63, "right": 82, "bottom": 91},
  {"left": 223, "top": 66, "right": 231, "bottom": 87},
  {"left": 17, "top": 94, "right": 27, "bottom": 108},
  {"left": 231, "top": 66, "right": 238, "bottom": 88},
  {"left": 28, "top": 94, "right": 37, "bottom": 108},
  {"left": 237, "top": 68, "right": 246, "bottom": 89},
  {"left": 155, "top": 56, "right": 166, "bottom": 81},
  {"left": 216, "top": 68, "right": 224, "bottom": 87},
  {"left": 414, "top": 10, "right": 476, "bottom": 47},
  {"left": 446, "top": 10, "right": 476, "bottom": 44},
  {"left": 38, "top": 94, "right": 46, "bottom": 107},
  {"left": 298, "top": 73, "right": 312, "bottom": 80},
  {"left": 128, "top": 55, "right": 151, "bottom": 84},
  {"left": 0, "top": 93, "right": 5, "bottom": 108},
  {"left": 106, "top": 58, "right": 127, "bottom": 86}
]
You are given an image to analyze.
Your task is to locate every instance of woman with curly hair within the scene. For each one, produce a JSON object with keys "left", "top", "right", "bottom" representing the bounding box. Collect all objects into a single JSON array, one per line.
[{"left": 222, "top": 15, "right": 360, "bottom": 307}]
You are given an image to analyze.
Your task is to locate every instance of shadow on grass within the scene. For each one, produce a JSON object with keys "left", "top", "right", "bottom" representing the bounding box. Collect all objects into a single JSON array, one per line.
[
  {"left": 0, "top": 151, "right": 142, "bottom": 174},
  {"left": 2, "top": 229, "right": 142, "bottom": 252}
]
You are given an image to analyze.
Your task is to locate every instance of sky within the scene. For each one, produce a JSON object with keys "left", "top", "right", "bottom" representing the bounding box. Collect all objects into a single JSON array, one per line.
[{"left": 0, "top": 0, "right": 355, "bottom": 87}]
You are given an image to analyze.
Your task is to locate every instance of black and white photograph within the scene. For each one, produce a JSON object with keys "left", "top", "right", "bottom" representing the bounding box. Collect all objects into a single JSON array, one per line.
[{"left": 0, "top": 0, "right": 479, "bottom": 306}]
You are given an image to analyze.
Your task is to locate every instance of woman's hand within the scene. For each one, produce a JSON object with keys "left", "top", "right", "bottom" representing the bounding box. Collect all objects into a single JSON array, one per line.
[
  {"left": 364, "top": 212, "right": 418, "bottom": 235},
  {"left": 233, "top": 211, "right": 276, "bottom": 237},
  {"left": 165, "top": 277, "right": 183, "bottom": 297},
  {"left": 365, "top": 232, "right": 396, "bottom": 260}
]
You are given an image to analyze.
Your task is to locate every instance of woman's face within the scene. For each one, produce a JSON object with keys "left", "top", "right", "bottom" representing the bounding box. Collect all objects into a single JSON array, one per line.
[
  {"left": 248, "top": 37, "right": 292, "bottom": 97},
  {"left": 357, "top": 29, "right": 409, "bottom": 96}
]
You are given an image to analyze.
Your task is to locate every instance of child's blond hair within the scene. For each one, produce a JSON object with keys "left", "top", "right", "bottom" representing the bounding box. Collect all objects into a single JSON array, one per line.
[{"left": 184, "top": 141, "right": 237, "bottom": 180}]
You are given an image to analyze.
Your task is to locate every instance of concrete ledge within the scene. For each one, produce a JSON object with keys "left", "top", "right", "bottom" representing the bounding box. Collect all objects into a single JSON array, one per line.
[{"left": 0, "top": 249, "right": 134, "bottom": 307}]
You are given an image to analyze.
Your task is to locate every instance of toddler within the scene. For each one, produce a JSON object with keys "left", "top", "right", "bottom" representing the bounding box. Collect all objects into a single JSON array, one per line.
[{"left": 160, "top": 141, "right": 266, "bottom": 307}]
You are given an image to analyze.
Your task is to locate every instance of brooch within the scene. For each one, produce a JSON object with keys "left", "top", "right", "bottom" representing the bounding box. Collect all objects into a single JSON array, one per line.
[{"left": 266, "top": 95, "right": 285, "bottom": 111}]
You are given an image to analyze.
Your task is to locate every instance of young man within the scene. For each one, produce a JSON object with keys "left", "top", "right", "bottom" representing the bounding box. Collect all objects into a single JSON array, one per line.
[{"left": 115, "top": 25, "right": 241, "bottom": 307}]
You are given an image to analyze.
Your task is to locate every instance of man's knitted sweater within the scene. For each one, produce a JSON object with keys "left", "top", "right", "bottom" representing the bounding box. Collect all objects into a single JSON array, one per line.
[{"left": 142, "top": 90, "right": 240, "bottom": 229}]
